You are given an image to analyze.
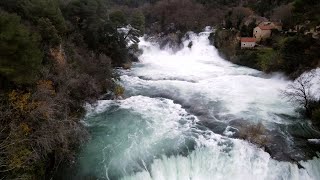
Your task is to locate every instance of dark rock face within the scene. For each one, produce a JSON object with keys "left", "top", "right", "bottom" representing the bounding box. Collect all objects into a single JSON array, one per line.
[
  {"left": 210, "top": 29, "right": 240, "bottom": 62},
  {"left": 145, "top": 22, "right": 162, "bottom": 35},
  {"left": 144, "top": 32, "right": 184, "bottom": 51},
  {"left": 129, "top": 53, "right": 139, "bottom": 62},
  {"left": 159, "top": 32, "right": 183, "bottom": 50},
  {"left": 145, "top": 22, "right": 184, "bottom": 51},
  {"left": 128, "top": 46, "right": 142, "bottom": 63}
]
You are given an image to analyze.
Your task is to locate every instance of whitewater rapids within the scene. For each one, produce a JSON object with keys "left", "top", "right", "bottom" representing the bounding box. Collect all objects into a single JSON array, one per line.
[{"left": 73, "top": 28, "right": 320, "bottom": 180}]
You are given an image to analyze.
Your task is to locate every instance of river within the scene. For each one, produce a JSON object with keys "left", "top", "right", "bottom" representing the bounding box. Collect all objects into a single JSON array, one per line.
[{"left": 67, "top": 28, "right": 320, "bottom": 180}]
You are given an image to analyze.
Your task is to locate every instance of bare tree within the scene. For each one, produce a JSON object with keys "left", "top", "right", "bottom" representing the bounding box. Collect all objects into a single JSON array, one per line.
[{"left": 282, "top": 70, "right": 317, "bottom": 117}]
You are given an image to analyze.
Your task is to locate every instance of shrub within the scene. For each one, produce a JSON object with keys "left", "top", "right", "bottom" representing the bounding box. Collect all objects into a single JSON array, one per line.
[
  {"left": 239, "top": 122, "right": 269, "bottom": 147},
  {"left": 236, "top": 50, "right": 259, "bottom": 69},
  {"left": 257, "top": 48, "right": 281, "bottom": 72},
  {"left": 114, "top": 84, "right": 125, "bottom": 97}
]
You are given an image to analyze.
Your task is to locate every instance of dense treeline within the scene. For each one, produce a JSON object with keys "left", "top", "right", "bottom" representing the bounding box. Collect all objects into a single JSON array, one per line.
[
  {"left": 106, "top": 0, "right": 298, "bottom": 34},
  {"left": 0, "top": 0, "right": 143, "bottom": 179}
]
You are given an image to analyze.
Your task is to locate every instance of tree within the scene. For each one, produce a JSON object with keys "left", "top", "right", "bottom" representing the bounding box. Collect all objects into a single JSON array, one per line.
[
  {"left": 240, "top": 25, "right": 248, "bottom": 36},
  {"left": 0, "top": 11, "right": 43, "bottom": 84},
  {"left": 110, "top": 10, "right": 127, "bottom": 28},
  {"left": 247, "top": 21, "right": 256, "bottom": 36},
  {"left": 130, "top": 11, "right": 145, "bottom": 35},
  {"left": 293, "top": 0, "right": 320, "bottom": 25},
  {"left": 225, "top": 18, "right": 233, "bottom": 29},
  {"left": 282, "top": 70, "right": 317, "bottom": 117},
  {"left": 280, "top": 36, "right": 310, "bottom": 74},
  {"left": 254, "top": 1, "right": 272, "bottom": 17},
  {"left": 37, "top": 17, "right": 61, "bottom": 46},
  {"left": 0, "top": 0, "right": 67, "bottom": 34}
]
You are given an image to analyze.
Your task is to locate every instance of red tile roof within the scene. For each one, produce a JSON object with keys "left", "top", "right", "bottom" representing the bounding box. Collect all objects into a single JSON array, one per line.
[
  {"left": 241, "top": 37, "right": 256, "bottom": 42},
  {"left": 258, "top": 25, "right": 274, "bottom": 30}
]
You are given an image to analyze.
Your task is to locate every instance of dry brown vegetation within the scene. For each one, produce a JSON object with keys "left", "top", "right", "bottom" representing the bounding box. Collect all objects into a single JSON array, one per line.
[{"left": 238, "top": 122, "right": 269, "bottom": 147}]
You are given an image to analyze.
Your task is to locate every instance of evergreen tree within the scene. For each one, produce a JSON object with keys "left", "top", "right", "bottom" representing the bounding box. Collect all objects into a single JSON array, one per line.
[
  {"left": 0, "top": 12, "right": 43, "bottom": 84},
  {"left": 131, "top": 11, "right": 145, "bottom": 35}
]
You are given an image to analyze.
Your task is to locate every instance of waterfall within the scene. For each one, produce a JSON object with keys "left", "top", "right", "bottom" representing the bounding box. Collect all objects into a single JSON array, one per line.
[{"left": 71, "top": 28, "right": 320, "bottom": 180}]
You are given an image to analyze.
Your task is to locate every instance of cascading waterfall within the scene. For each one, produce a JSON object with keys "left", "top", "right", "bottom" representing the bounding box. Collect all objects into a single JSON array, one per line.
[{"left": 71, "top": 28, "right": 320, "bottom": 180}]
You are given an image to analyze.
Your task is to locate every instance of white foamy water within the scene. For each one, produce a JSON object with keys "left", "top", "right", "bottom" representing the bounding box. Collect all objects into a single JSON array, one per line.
[
  {"left": 76, "top": 28, "right": 320, "bottom": 180},
  {"left": 121, "top": 31, "right": 296, "bottom": 124}
]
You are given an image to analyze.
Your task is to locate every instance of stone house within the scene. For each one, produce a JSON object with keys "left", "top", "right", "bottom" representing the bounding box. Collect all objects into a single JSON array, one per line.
[
  {"left": 253, "top": 22, "right": 282, "bottom": 42},
  {"left": 253, "top": 25, "right": 272, "bottom": 41},
  {"left": 240, "top": 37, "right": 256, "bottom": 49}
]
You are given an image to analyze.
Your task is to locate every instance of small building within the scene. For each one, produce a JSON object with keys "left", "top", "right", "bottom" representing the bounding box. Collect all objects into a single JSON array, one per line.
[
  {"left": 240, "top": 37, "right": 256, "bottom": 49},
  {"left": 253, "top": 25, "right": 273, "bottom": 42},
  {"left": 253, "top": 22, "right": 283, "bottom": 42}
]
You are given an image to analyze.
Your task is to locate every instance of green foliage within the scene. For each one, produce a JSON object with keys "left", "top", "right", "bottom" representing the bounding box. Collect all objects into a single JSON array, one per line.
[
  {"left": 130, "top": 11, "right": 145, "bottom": 35},
  {"left": 22, "top": 0, "right": 66, "bottom": 33},
  {"left": 64, "top": 0, "right": 108, "bottom": 23},
  {"left": 213, "top": 29, "right": 239, "bottom": 61},
  {"left": 110, "top": 10, "right": 127, "bottom": 27},
  {"left": 0, "top": 0, "right": 135, "bottom": 179},
  {"left": 257, "top": 48, "right": 281, "bottom": 72},
  {"left": 0, "top": 11, "right": 43, "bottom": 84},
  {"left": 0, "top": 0, "right": 67, "bottom": 34},
  {"left": 64, "top": 0, "right": 109, "bottom": 47},
  {"left": 293, "top": 0, "right": 320, "bottom": 25},
  {"left": 280, "top": 36, "right": 310, "bottom": 74},
  {"left": 37, "top": 18, "right": 61, "bottom": 46},
  {"left": 236, "top": 50, "right": 259, "bottom": 69},
  {"left": 64, "top": 0, "right": 133, "bottom": 66}
]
